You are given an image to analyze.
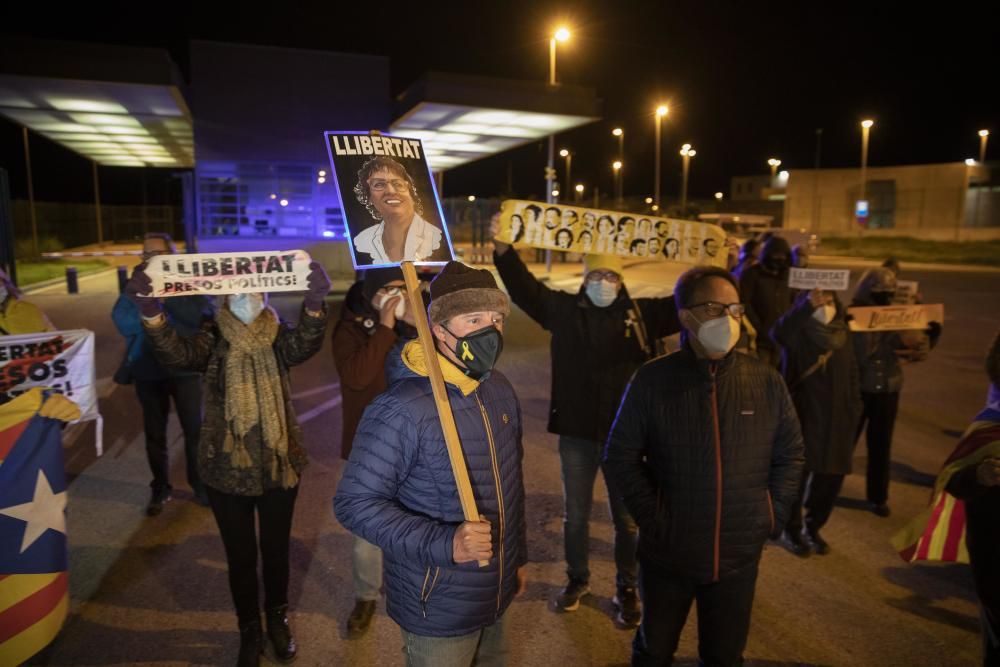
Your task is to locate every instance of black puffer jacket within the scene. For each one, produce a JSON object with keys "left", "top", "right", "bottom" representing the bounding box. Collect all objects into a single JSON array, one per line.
[
  {"left": 604, "top": 346, "right": 804, "bottom": 582},
  {"left": 739, "top": 237, "right": 792, "bottom": 358},
  {"left": 494, "top": 248, "right": 680, "bottom": 443}
]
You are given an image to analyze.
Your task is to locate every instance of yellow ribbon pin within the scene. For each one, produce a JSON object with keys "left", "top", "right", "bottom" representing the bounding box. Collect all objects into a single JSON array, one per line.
[{"left": 461, "top": 341, "right": 475, "bottom": 361}]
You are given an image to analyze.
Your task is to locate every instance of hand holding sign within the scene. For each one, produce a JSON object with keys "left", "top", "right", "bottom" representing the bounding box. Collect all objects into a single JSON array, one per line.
[
  {"left": 143, "top": 250, "right": 314, "bottom": 298},
  {"left": 303, "top": 262, "right": 331, "bottom": 312},
  {"left": 125, "top": 264, "right": 163, "bottom": 317}
]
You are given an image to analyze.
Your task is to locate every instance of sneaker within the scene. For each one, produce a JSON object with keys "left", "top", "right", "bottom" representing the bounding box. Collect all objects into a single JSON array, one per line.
[
  {"left": 804, "top": 530, "right": 830, "bottom": 555},
  {"left": 778, "top": 529, "right": 811, "bottom": 558},
  {"left": 555, "top": 578, "right": 590, "bottom": 611},
  {"left": 146, "top": 488, "right": 172, "bottom": 516},
  {"left": 612, "top": 586, "right": 641, "bottom": 629},
  {"left": 869, "top": 502, "right": 891, "bottom": 518}
]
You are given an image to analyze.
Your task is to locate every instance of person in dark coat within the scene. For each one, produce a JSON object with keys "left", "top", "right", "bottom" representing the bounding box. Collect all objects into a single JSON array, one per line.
[
  {"left": 604, "top": 266, "right": 804, "bottom": 667},
  {"left": 772, "top": 288, "right": 862, "bottom": 556},
  {"left": 112, "top": 233, "right": 213, "bottom": 514},
  {"left": 331, "top": 267, "right": 419, "bottom": 637},
  {"left": 852, "top": 267, "right": 941, "bottom": 517},
  {"left": 739, "top": 235, "right": 793, "bottom": 368},
  {"left": 126, "top": 261, "right": 330, "bottom": 667},
  {"left": 491, "top": 217, "right": 681, "bottom": 628},
  {"left": 334, "top": 261, "right": 526, "bottom": 667}
]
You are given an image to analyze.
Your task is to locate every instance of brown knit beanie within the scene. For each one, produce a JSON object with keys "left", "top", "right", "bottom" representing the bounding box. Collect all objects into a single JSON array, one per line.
[{"left": 427, "top": 261, "right": 510, "bottom": 324}]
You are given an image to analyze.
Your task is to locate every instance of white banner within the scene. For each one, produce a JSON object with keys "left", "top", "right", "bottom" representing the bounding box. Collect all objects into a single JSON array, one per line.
[
  {"left": 894, "top": 280, "right": 919, "bottom": 304},
  {"left": 847, "top": 304, "right": 944, "bottom": 332},
  {"left": 788, "top": 268, "right": 851, "bottom": 291},
  {"left": 0, "top": 330, "right": 102, "bottom": 454},
  {"left": 144, "top": 250, "right": 313, "bottom": 298}
]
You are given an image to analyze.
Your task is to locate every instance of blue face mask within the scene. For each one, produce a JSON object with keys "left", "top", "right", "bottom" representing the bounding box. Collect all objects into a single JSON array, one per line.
[
  {"left": 229, "top": 293, "right": 265, "bottom": 324},
  {"left": 585, "top": 280, "right": 619, "bottom": 308}
]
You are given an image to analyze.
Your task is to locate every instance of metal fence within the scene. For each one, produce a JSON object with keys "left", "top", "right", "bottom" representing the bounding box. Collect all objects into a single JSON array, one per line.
[{"left": 11, "top": 201, "right": 184, "bottom": 253}]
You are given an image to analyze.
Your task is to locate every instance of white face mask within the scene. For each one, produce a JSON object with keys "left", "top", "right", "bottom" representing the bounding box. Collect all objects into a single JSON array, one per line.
[
  {"left": 372, "top": 288, "right": 406, "bottom": 319},
  {"left": 585, "top": 279, "right": 619, "bottom": 308},
  {"left": 228, "top": 293, "right": 265, "bottom": 324},
  {"left": 812, "top": 303, "right": 836, "bottom": 325},
  {"left": 692, "top": 313, "right": 741, "bottom": 358}
]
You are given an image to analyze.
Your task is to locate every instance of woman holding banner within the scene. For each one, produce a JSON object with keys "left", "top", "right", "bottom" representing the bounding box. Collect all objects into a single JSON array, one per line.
[
  {"left": 126, "top": 262, "right": 330, "bottom": 667},
  {"left": 0, "top": 269, "right": 55, "bottom": 335}
]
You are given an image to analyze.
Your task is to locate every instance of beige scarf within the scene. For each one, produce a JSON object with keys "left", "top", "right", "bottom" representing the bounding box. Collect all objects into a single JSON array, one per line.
[{"left": 216, "top": 306, "right": 297, "bottom": 488}]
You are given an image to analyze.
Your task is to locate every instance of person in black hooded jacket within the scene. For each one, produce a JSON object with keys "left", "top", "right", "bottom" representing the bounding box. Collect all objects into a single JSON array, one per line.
[
  {"left": 739, "top": 235, "right": 793, "bottom": 368},
  {"left": 491, "top": 216, "right": 680, "bottom": 629},
  {"left": 605, "top": 265, "right": 804, "bottom": 666}
]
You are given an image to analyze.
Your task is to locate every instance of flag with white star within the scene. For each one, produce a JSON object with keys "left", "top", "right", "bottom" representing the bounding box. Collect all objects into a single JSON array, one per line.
[{"left": 0, "top": 388, "right": 70, "bottom": 666}]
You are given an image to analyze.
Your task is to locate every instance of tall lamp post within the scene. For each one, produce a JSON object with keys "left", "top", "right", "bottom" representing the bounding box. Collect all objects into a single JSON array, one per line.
[
  {"left": 767, "top": 158, "right": 781, "bottom": 185},
  {"left": 679, "top": 144, "right": 696, "bottom": 211},
  {"left": 612, "top": 127, "right": 624, "bottom": 203},
  {"left": 612, "top": 161, "right": 623, "bottom": 207},
  {"left": 859, "top": 119, "right": 874, "bottom": 232},
  {"left": 979, "top": 129, "right": 990, "bottom": 163},
  {"left": 560, "top": 148, "right": 573, "bottom": 196},
  {"left": 545, "top": 26, "right": 570, "bottom": 272},
  {"left": 574, "top": 183, "right": 584, "bottom": 202},
  {"left": 654, "top": 105, "right": 668, "bottom": 207}
]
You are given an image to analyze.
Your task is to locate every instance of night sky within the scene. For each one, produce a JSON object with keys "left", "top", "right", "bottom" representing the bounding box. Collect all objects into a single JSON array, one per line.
[{"left": 1, "top": 0, "right": 996, "bottom": 205}]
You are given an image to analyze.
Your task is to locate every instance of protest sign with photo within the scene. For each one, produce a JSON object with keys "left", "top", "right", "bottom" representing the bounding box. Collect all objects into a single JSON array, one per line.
[
  {"left": 144, "top": 250, "right": 312, "bottom": 298},
  {"left": 847, "top": 304, "right": 944, "bottom": 332},
  {"left": 788, "top": 268, "right": 851, "bottom": 291},
  {"left": 496, "top": 199, "right": 729, "bottom": 268},
  {"left": 325, "top": 132, "right": 454, "bottom": 269},
  {"left": 0, "top": 330, "right": 102, "bottom": 453}
]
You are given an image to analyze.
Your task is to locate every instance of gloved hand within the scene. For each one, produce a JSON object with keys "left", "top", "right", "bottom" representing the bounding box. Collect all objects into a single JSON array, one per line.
[
  {"left": 925, "top": 321, "right": 942, "bottom": 348},
  {"left": 304, "top": 261, "right": 331, "bottom": 312},
  {"left": 125, "top": 264, "right": 162, "bottom": 318}
]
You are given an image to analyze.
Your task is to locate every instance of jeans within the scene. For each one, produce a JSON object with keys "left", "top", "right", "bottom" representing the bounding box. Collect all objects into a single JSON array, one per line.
[
  {"left": 134, "top": 376, "right": 204, "bottom": 497},
  {"left": 633, "top": 559, "right": 759, "bottom": 667},
  {"left": 785, "top": 471, "right": 845, "bottom": 536},
  {"left": 207, "top": 485, "right": 299, "bottom": 625},
  {"left": 559, "top": 435, "right": 637, "bottom": 587},
  {"left": 857, "top": 391, "right": 900, "bottom": 505},
  {"left": 401, "top": 611, "right": 508, "bottom": 667},
  {"left": 353, "top": 534, "right": 383, "bottom": 601}
]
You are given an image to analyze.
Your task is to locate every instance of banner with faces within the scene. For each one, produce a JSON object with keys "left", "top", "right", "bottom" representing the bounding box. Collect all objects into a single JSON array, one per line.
[{"left": 496, "top": 200, "right": 728, "bottom": 268}]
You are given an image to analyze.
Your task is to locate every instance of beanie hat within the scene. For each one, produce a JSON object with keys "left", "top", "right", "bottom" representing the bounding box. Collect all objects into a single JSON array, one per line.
[
  {"left": 583, "top": 253, "right": 623, "bottom": 276},
  {"left": 427, "top": 261, "right": 510, "bottom": 324},
  {"left": 362, "top": 266, "right": 405, "bottom": 302}
]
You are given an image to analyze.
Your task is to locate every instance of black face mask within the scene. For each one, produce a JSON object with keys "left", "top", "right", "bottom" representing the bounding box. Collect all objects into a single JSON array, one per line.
[
  {"left": 871, "top": 291, "right": 895, "bottom": 306},
  {"left": 443, "top": 324, "right": 503, "bottom": 380},
  {"left": 764, "top": 256, "right": 789, "bottom": 272}
]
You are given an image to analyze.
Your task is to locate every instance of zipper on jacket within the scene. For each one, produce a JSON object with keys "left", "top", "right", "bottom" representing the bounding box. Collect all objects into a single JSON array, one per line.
[
  {"left": 419, "top": 566, "right": 441, "bottom": 618},
  {"left": 475, "top": 392, "right": 506, "bottom": 617},
  {"left": 709, "top": 364, "right": 722, "bottom": 583},
  {"left": 766, "top": 490, "right": 775, "bottom": 535}
]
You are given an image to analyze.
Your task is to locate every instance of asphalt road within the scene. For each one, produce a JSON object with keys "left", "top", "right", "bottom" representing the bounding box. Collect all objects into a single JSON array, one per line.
[{"left": 19, "top": 255, "right": 1000, "bottom": 666}]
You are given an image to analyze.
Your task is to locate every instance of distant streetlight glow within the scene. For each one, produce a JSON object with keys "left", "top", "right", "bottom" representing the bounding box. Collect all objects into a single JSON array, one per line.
[
  {"left": 575, "top": 184, "right": 584, "bottom": 193},
  {"left": 979, "top": 129, "right": 990, "bottom": 163},
  {"left": 778, "top": 170, "right": 789, "bottom": 180},
  {"left": 656, "top": 105, "right": 668, "bottom": 117},
  {"left": 559, "top": 148, "right": 569, "bottom": 157},
  {"left": 612, "top": 160, "right": 622, "bottom": 170},
  {"left": 679, "top": 144, "right": 696, "bottom": 209},
  {"left": 861, "top": 119, "right": 874, "bottom": 129},
  {"left": 965, "top": 158, "right": 977, "bottom": 166},
  {"left": 644, "top": 197, "right": 653, "bottom": 204},
  {"left": 468, "top": 195, "right": 476, "bottom": 202},
  {"left": 279, "top": 199, "right": 289, "bottom": 207},
  {"left": 612, "top": 127, "right": 623, "bottom": 137},
  {"left": 551, "top": 189, "right": 560, "bottom": 197},
  {"left": 554, "top": 27, "right": 570, "bottom": 42},
  {"left": 715, "top": 192, "right": 724, "bottom": 200}
]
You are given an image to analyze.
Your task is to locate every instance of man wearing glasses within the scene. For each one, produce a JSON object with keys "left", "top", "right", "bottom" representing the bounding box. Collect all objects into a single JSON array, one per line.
[
  {"left": 351, "top": 156, "right": 446, "bottom": 266},
  {"left": 491, "top": 218, "right": 681, "bottom": 630},
  {"left": 605, "top": 266, "right": 804, "bottom": 666}
]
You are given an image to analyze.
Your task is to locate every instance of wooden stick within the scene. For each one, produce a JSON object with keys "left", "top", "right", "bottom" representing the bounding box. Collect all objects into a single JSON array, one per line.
[{"left": 400, "top": 261, "right": 487, "bottom": 567}]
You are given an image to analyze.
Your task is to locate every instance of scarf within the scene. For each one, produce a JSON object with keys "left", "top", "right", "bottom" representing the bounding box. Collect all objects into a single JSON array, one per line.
[
  {"left": 803, "top": 316, "right": 848, "bottom": 353},
  {"left": 216, "top": 306, "right": 297, "bottom": 488}
]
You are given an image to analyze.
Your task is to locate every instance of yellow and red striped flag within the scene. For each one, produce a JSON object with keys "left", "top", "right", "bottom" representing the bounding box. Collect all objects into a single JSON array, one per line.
[
  {"left": 892, "top": 419, "right": 1000, "bottom": 563},
  {"left": 0, "top": 388, "right": 70, "bottom": 666}
]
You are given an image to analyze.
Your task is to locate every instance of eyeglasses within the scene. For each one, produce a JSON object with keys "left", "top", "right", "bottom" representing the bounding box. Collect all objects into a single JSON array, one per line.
[
  {"left": 687, "top": 301, "right": 745, "bottom": 318},
  {"left": 585, "top": 271, "right": 622, "bottom": 284},
  {"left": 368, "top": 178, "right": 409, "bottom": 192}
]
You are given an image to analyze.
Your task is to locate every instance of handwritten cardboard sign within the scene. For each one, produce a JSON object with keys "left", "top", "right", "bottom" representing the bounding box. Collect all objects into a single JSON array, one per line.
[
  {"left": 847, "top": 304, "right": 944, "bottom": 332},
  {"left": 145, "top": 250, "right": 312, "bottom": 298},
  {"left": 788, "top": 268, "right": 851, "bottom": 291}
]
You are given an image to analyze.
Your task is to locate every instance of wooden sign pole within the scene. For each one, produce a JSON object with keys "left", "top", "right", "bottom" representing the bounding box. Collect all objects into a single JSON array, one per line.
[{"left": 401, "top": 261, "right": 487, "bottom": 567}]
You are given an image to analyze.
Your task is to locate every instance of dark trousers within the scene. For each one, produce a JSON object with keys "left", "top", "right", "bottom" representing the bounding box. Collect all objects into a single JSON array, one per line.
[
  {"left": 559, "top": 436, "right": 638, "bottom": 588},
  {"left": 207, "top": 485, "right": 299, "bottom": 625},
  {"left": 134, "top": 376, "right": 203, "bottom": 496},
  {"left": 856, "top": 391, "right": 900, "bottom": 505},
  {"left": 633, "top": 559, "right": 759, "bottom": 667},
  {"left": 785, "top": 470, "right": 845, "bottom": 535}
]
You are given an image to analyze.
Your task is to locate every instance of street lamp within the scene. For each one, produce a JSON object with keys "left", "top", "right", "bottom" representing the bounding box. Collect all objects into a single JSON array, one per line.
[
  {"left": 611, "top": 128, "right": 624, "bottom": 203},
  {"left": 560, "top": 148, "right": 573, "bottom": 193},
  {"left": 654, "top": 105, "right": 668, "bottom": 207},
  {"left": 860, "top": 119, "right": 874, "bottom": 231},
  {"left": 551, "top": 189, "right": 560, "bottom": 198},
  {"left": 574, "top": 183, "right": 584, "bottom": 202},
  {"left": 679, "top": 144, "right": 696, "bottom": 211},
  {"left": 612, "top": 160, "right": 623, "bottom": 207},
  {"left": 715, "top": 192, "right": 724, "bottom": 201},
  {"left": 767, "top": 158, "right": 781, "bottom": 183},
  {"left": 546, "top": 26, "right": 570, "bottom": 272},
  {"left": 965, "top": 158, "right": 977, "bottom": 166},
  {"left": 979, "top": 129, "right": 990, "bottom": 163}
]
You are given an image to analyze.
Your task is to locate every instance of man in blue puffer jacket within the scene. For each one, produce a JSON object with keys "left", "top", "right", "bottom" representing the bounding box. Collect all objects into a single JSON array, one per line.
[{"left": 334, "top": 261, "right": 527, "bottom": 667}]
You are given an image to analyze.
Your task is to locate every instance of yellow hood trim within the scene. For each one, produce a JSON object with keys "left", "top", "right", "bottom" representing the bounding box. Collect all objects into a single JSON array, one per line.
[{"left": 401, "top": 340, "right": 480, "bottom": 397}]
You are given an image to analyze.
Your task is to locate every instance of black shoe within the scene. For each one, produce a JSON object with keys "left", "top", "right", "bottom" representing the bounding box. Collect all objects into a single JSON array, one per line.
[
  {"left": 555, "top": 578, "right": 590, "bottom": 612},
  {"left": 146, "top": 488, "right": 172, "bottom": 516},
  {"left": 869, "top": 502, "right": 891, "bottom": 518},
  {"left": 804, "top": 530, "right": 831, "bottom": 555},
  {"left": 612, "top": 586, "right": 642, "bottom": 629},
  {"left": 778, "top": 529, "right": 811, "bottom": 557},
  {"left": 237, "top": 619, "right": 263, "bottom": 667},
  {"left": 346, "top": 599, "right": 377, "bottom": 638},
  {"left": 266, "top": 604, "right": 297, "bottom": 663}
]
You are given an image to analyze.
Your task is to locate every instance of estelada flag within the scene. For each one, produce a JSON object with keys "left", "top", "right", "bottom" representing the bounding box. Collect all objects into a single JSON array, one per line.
[
  {"left": 892, "top": 419, "right": 1000, "bottom": 563},
  {"left": 0, "top": 388, "right": 70, "bottom": 666}
]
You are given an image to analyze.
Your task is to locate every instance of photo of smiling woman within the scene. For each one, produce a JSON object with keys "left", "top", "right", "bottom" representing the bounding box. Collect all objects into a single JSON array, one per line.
[
  {"left": 349, "top": 156, "right": 449, "bottom": 266},
  {"left": 554, "top": 228, "right": 574, "bottom": 250}
]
